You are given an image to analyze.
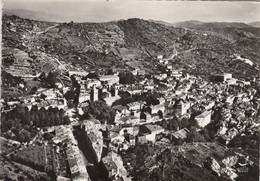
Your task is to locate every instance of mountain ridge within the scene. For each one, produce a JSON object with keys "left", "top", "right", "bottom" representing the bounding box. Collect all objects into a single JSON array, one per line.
[
  {"left": 2, "top": 14, "right": 260, "bottom": 81},
  {"left": 3, "top": 9, "right": 66, "bottom": 22},
  {"left": 173, "top": 20, "right": 254, "bottom": 29},
  {"left": 4, "top": 8, "right": 259, "bottom": 28},
  {"left": 248, "top": 21, "right": 260, "bottom": 27}
]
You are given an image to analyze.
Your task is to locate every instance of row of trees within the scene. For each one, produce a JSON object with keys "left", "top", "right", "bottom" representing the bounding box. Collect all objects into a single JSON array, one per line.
[
  {"left": 2, "top": 105, "right": 70, "bottom": 132},
  {"left": 2, "top": 105, "right": 70, "bottom": 142}
]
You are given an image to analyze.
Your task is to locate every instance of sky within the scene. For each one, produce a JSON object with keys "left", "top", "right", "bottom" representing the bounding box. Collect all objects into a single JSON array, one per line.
[{"left": 3, "top": 0, "right": 260, "bottom": 23}]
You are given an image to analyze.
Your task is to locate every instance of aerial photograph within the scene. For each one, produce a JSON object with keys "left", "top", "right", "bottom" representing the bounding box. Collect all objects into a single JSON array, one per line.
[{"left": 1, "top": 0, "right": 259, "bottom": 180}]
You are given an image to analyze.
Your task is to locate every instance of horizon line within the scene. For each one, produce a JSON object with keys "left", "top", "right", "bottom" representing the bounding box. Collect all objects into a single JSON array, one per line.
[{"left": 3, "top": 12, "right": 259, "bottom": 25}]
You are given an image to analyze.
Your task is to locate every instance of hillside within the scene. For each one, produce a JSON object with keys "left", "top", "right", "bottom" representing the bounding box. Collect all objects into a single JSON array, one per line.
[
  {"left": 248, "top": 21, "right": 260, "bottom": 28},
  {"left": 1, "top": 14, "right": 260, "bottom": 181},
  {"left": 173, "top": 20, "right": 205, "bottom": 28},
  {"left": 191, "top": 22, "right": 252, "bottom": 29},
  {"left": 2, "top": 14, "right": 260, "bottom": 82}
]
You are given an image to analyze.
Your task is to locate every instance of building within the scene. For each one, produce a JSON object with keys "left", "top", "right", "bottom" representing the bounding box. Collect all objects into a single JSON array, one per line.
[
  {"left": 85, "top": 79, "right": 102, "bottom": 89},
  {"left": 104, "top": 96, "right": 121, "bottom": 106},
  {"left": 119, "top": 126, "right": 139, "bottom": 136},
  {"left": 169, "top": 128, "right": 190, "bottom": 141},
  {"left": 110, "top": 85, "right": 119, "bottom": 97},
  {"left": 203, "top": 101, "right": 215, "bottom": 110},
  {"left": 214, "top": 73, "right": 232, "bottom": 82},
  {"left": 175, "top": 100, "right": 191, "bottom": 116},
  {"left": 127, "top": 101, "right": 144, "bottom": 111},
  {"left": 102, "top": 151, "right": 130, "bottom": 180},
  {"left": 79, "top": 90, "right": 91, "bottom": 103},
  {"left": 81, "top": 119, "right": 103, "bottom": 162},
  {"left": 53, "top": 126, "right": 90, "bottom": 181},
  {"left": 158, "top": 97, "right": 166, "bottom": 105},
  {"left": 119, "top": 115, "right": 140, "bottom": 125},
  {"left": 226, "top": 78, "right": 237, "bottom": 85},
  {"left": 226, "top": 95, "right": 235, "bottom": 105},
  {"left": 138, "top": 125, "right": 164, "bottom": 143},
  {"left": 171, "top": 70, "right": 182, "bottom": 78},
  {"left": 140, "top": 112, "right": 152, "bottom": 123},
  {"left": 195, "top": 110, "right": 212, "bottom": 128},
  {"left": 99, "top": 75, "right": 119, "bottom": 85},
  {"left": 157, "top": 55, "right": 163, "bottom": 60},
  {"left": 68, "top": 71, "right": 89, "bottom": 77},
  {"left": 137, "top": 70, "right": 146, "bottom": 76},
  {"left": 167, "top": 65, "right": 172, "bottom": 69},
  {"left": 91, "top": 85, "right": 98, "bottom": 102},
  {"left": 148, "top": 104, "right": 165, "bottom": 116}
]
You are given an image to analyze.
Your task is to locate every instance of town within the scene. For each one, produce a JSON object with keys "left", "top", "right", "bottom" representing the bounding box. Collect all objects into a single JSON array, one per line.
[
  {"left": 1, "top": 6, "right": 260, "bottom": 181},
  {"left": 1, "top": 50, "right": 259, "bottom": 180}
]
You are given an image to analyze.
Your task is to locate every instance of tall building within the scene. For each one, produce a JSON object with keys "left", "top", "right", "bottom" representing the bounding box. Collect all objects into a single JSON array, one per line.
[
  {"left": 111, "top": 85, "right": 119, "bottom": 97},
  {"left": 91, "top": 85, "right": 98, "bottom": 101}
]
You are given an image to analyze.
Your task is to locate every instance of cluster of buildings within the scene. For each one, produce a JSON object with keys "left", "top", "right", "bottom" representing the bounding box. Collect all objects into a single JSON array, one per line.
[
  {"left": 53, "top": 125, "right": 90, "bottom": 181},
  {"left": 52, "top": 56, "right": 258, "bottom": 180},
  {"left": 73, "top": 73, "right": 121, "bottom": 107},
  {"left": 2, "top": 50, "right": 259, "bottom": 181}
]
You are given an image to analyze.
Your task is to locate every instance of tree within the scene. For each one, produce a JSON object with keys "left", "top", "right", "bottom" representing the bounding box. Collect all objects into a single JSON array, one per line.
[
  {"left": 49, "top": 112, "right": 55, "bottom": 126},
  {"left": 178, "top": 118, "right": 189, "bottom": 129},
  {"left": 86, "top": 72, "right": 98, "bottom": 79},
  {"left": 44, "top": 111, "right": 51, "bottom": 126},
  {"left": 158, "top": 110, "right": 163, "bottom": 119},
  {"left": 30, "top": 87, "right": 38, "bottom": 94},
  {"left": 106, "top": 69, "right": 114, "bottom": 75},
  {"left": 40, "top": 94, "right": 47, "bottom": 100},
  {"left": 64, "top": 116, "right": 70, "bottom": 125},
  {"left": 64, "top": 90, "right": 75, "bottom": 100},
  {"left": 39, "top": 107, "right": 47, "bottom": 126},
  {"left": 47, "top": 71, "right": 59, "bottom": 88},
  {"left": 30, "top": 111, "right": 36, "bottom": 125},
  {"left": 186, "top": 128, "right": 206, "bottom": 142},
  {"left": 119, "top": 71, "right": 135, "bottom": 84},
  {"left": 23, "top": 130, "right": 31, "bottom": 142},
  {"left": 18, "top": 133, "right": 25, "bottom": 142},
  {"left": 201, "top": 128, "right": 214, "bottom": 141},
  {"left": 47, "top": 169, "right": 57, "bottom": 181},
  {"left": 59, "top": 109, "right": 65, "bottom": 118},
  {"left": 54, "top": 112, "right": 60, "bottom": 125},
  {"left": 82, "top": 101, "right": 115, "bottom": 124},
  {"left": 24, "top": 107, "right": 30, "bottom": 125},
  {"left": 176, "top": 138, "right": 184, "bottom": 145}
]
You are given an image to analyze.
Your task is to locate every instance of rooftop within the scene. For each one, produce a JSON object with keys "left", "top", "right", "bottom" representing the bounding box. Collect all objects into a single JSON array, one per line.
[{"left": 196, "top": 110, "right": 211, "bottom": 118}]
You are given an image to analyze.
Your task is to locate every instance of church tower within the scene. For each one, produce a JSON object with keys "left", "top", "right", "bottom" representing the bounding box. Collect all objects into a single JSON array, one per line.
[{"left": 91, "top": 85, "right": 98, "bottom": 101}]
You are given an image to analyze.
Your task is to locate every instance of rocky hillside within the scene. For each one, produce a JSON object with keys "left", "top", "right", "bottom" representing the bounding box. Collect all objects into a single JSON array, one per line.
[{"left": 2, "top": 14, "right": 260, "bottom": 79}]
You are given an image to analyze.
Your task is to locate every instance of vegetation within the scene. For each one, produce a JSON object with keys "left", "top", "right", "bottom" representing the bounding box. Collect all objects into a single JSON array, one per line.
[
  {"left": 160, "top": 117, "right": 189, "bottom": 131},
  {"left": 120, "top": 144, "right": 229, "bottom": 181},
  {"left": 186, "top": 127, "right": 206, "bottom": 142},
  {"left": 1, "top": 104, "right": 68, "bottom": 142},
  {"left": 119, "top": 71, "right": 135, "bottom": 84},
  {"left": 2, "top": 70, "right": 24, "bottom": 88},
  {"left": 9, "top": 145, "right": 54, "bottom": 173},
  {"left": 81, "top": 101, "right": 115, "bottom": 124}
]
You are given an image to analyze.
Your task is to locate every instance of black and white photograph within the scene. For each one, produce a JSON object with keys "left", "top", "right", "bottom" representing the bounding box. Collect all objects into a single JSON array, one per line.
[{"left": 1, "top": 0, "right": 260, "bottom": 180}]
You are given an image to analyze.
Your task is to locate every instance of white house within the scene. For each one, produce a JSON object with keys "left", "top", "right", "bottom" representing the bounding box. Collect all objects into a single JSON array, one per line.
[{"left": 195, "top": 110, "right": 212, "bottom": 128}]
